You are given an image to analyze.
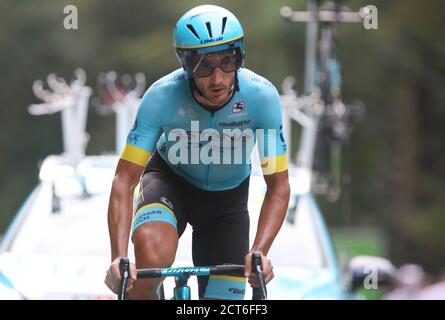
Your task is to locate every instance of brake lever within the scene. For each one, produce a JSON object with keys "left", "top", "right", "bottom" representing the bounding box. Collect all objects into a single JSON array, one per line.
[
  {"left": 118, "top": 257, "right": 130, "bottom": 300},
  {"left": 251, "top": 251, "right": 267, "bottom": 300}
]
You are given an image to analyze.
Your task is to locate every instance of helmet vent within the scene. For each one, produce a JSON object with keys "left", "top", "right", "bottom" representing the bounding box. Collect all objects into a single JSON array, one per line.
[
  {"left": 221, "top": 17, "right": 227, "bottom": 35},
  {"left": 186, "top": 24, "right": 200, "bottom": 40},
  {"left": 205, "top": 22, "right": 213, "bottom": 38}
]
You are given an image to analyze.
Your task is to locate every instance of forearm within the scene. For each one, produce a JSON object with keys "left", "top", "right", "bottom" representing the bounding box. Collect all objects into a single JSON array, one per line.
[
  {"left": 250, "top": 183, "right": 290, "bottom": 255},
  {"left": 108, "top": 179, "right": 136, "bottom": 261}
]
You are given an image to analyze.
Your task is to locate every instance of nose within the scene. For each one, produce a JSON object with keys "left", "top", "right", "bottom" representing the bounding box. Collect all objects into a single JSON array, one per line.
[{"left": 209, "top": 66, "right": 224, "bottom": 83}]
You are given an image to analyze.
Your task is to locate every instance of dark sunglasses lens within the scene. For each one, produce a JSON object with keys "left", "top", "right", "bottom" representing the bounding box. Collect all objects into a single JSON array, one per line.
[
  {"left": 188, "top": 49, "right": 239, "bottom": 77},
  {"left": 194, "top": 64, "right": 214, "bottom": 78}
]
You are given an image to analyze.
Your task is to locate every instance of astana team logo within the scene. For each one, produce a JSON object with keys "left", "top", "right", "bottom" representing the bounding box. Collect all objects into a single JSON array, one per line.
[{"left": 232, "top": 101, "right": 246, "bottom": 113}]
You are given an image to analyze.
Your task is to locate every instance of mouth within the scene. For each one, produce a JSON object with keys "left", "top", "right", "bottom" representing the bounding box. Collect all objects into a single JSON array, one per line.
[{"left": 209, "top": 87, "right": 225, "bottom": 97}]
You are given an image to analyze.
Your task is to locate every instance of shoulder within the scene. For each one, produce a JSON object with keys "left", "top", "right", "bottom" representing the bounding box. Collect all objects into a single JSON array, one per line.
[
  {"left": 238, "top": 68, "right": 279, "bottom": 99},
  {"left": 142, "top": 69, "right": 190, "bottom": 101},
  {"left": 136, "top": 69, "right": 189, "bottom": 119},
  {"left": 238, "top": 68, "right": 281, "bottom": 117}
]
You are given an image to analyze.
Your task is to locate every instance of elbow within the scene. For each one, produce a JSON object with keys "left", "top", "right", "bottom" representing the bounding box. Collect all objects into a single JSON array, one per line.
[
  {"left": 111, "top": 159, "right": 144, "bottom": 193},
  {"left": 111, "top": 173, "right": 138, "bottom": 197},
  {"left": 267, "top": 176, "right": 290, "bottom": 205},
  {"left": 277, "top": 172, "right": 291, "bottom": 202}
]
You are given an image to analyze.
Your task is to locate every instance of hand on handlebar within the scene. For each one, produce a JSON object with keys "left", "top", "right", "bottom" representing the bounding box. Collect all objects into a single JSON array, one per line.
[
  {"left": 104, "top": 257, "right": 137, "bottom": 294},
  {"left": 244, "top": 251, "right": 274, "bottom": 288}
]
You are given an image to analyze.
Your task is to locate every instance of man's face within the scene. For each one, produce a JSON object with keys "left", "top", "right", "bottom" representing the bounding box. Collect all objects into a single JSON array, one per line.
[
  {"left": 188, "top": 49, "right": 238, "bottom": 107},
  {"left": 194, "top": 67, "right": 235, "bottom": 107}
]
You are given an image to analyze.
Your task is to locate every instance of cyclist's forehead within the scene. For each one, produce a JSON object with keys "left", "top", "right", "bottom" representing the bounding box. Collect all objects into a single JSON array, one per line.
[
  {"left": 206, "top": 49, "right": 235, "bottom": 59},
  {"left": 187, "top": 49, "right": 235, "bottom": 63}
]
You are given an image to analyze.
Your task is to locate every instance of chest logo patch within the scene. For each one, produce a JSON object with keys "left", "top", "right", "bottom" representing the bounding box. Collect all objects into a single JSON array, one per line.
[{"left": 232, "top": 101, "right": 247, "bottom": 113}]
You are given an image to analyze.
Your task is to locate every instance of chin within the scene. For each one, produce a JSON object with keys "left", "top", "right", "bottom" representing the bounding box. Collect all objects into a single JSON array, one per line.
[
  {"left": 212, "top": 97, "right": 227, "bottom": 106},
  {"left": 211, "top": 91, "right": 228, "bottom": 101}
]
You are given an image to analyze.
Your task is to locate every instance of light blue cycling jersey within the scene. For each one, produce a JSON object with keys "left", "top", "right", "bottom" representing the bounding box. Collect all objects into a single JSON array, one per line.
[{"left": 120, "top": 68, "right": 288, "bottom": 191}]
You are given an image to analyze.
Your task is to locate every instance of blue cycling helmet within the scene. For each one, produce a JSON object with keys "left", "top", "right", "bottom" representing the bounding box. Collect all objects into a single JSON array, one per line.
[{"left": 173, "top": 5, "right": 245, "bottom": 74}]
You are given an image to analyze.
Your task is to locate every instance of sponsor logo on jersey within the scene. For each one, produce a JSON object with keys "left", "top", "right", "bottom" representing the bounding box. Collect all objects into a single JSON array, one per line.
[
  {"left": 219, "top": 120, "right": 251, "bottom": 128},
  {"left": 128, "top": 133, "right": 139, "bottom": 144},
  {"left": 232, "top": 101, "right": 246, "bottom": 113},
  {"left": 279, "top": 124, "right": 287, "bottom": 151},
  {"left": 228, "top": 288, "right": 245, "bottom": 295},
  {"left": 159, "top": 142, "right": 167, "bottom": 155},
  {"left": 160, "top": 196, "right": 174, "bottom": 210},
  {"left": 178, "top": 107, "right": 186, "bottom": 117}
]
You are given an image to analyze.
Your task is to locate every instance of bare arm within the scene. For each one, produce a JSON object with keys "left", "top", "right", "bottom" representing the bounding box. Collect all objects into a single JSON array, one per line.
[
  {"left": 245, "top": 170, "right": 290, "bottom": 284},
  {"left": 251, "top": 170, "right": 290, "bottom": 255},
  {"left": 104, "top": 159, "right": 145, "bottom": 293},
  {"left": 108, "top": 159, "right": 145, "bottom": 260}
]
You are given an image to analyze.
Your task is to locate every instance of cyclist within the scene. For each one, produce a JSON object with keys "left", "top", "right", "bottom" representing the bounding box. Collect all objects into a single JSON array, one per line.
[{"left": 105, "top": 5, "right": 290, "bottom": 300}]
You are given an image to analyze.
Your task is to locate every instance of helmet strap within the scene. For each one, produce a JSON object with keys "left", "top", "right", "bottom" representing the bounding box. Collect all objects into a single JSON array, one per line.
[
  {"left": 190, "top": 77, "right": 205, "bottom": 98},
  {"left": 234, "top": 71, "right": 240, "bottom": 93}
]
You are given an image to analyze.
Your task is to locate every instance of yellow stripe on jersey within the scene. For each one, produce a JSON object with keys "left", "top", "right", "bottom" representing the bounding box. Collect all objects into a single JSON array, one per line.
[
  {"left": 261, "top": 154, "right": 288, "bottom": 175},
  {"left": 120, "top": 144, "right": 152, "bottom": 167},
  {"left": 209, "top": 275, "right": 246, "bottom": 282}
]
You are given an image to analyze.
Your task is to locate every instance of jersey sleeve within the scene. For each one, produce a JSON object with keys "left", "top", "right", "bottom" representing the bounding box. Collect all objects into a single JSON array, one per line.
[
  {"left": 255, "top": 83, "right": 288, "bottom": 175},
  {"left": 120, "top": 84, "right": 166, "bottom": 167}
]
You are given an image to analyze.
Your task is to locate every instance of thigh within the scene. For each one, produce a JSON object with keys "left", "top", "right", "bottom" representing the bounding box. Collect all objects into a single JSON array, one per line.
[
  {"left": 209, "top": 212, "right": 250, "bottom": 265},
  {"left": 190, "top": 177, "right": 251, "bottom": 299},
  {"left": 133, "top": 171, "right": 187, "bottom": 238},
  {"left": 192, "top": 210, "right": 250, "bottom": 299},
  {"left": 132, "top": 170, "right": 188, "bottom": 265}
]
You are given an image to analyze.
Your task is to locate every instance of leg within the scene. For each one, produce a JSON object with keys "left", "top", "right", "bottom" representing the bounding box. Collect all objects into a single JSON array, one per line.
[
  {"left": 129, "top": 168, "right": 187, "bottom": 300},
  {"left": 192, "top": 227, "right": 212, "bottom": 298},
  {"left": 190, "top": 179, "right": 251, "bottom": 300},
  {"left": 202, "top": 212, "right": 250, "bottom": 300},
  {"left": 130, "top": 221, "right": 178, "bottom": 300}
]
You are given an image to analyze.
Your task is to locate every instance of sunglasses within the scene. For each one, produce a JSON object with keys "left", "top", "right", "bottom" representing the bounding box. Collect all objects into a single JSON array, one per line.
[{"left": 186, "top": 49, "right": 240, "bottom": 78}]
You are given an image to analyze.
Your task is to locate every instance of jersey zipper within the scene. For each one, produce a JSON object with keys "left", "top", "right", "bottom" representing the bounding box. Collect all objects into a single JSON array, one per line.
[{"left": 206, "top": 111, "right": 216, "bottom": 189}]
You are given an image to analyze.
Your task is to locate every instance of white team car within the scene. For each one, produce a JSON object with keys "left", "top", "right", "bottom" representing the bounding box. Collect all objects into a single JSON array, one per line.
[{"left": 0, "top": 155, "right": 118, "bottom": 299}]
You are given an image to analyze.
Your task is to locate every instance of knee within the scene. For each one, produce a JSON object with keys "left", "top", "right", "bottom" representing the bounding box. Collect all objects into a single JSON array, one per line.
[{"left": 132, "top": 223, "right": 178, "bottom": 268}]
